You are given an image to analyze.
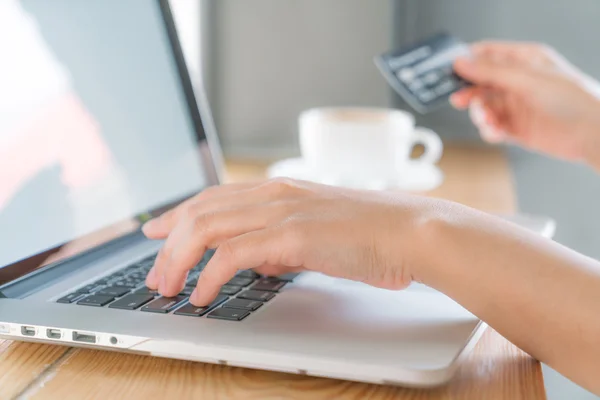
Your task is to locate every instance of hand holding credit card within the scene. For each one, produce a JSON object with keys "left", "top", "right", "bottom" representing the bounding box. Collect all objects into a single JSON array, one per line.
[{"left": 375, "top": 32, "right": 473, "bottom": 114}]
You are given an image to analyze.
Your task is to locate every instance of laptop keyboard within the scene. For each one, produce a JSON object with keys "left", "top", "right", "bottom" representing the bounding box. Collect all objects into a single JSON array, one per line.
[{"left": 56, "top": 250, "right": 298, "bottom": 321}]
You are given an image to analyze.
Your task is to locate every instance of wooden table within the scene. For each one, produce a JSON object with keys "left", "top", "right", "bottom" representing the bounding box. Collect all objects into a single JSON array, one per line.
[{"left": 0, "top": 146, "right": 546, "bottom": 400}]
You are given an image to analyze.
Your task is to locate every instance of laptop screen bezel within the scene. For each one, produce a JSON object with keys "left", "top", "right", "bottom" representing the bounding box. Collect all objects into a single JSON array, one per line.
[{"left": 0, "top": 0, "right": 221, "bottom": 288}]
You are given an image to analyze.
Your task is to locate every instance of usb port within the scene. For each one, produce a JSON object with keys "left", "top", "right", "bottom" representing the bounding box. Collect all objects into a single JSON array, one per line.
[
  {"left": 21, "top": 326, "right": 36, "bottom": 337},
  {"left": 46, "top": 329, "right": 62, "bottom": 339},
  {"left": 72, "top": 331, "right": 96, "bottom": 344}
]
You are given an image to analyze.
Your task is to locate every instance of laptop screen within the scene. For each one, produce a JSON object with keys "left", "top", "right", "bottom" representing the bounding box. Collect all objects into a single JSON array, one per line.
[{"left": 0, "top": 1, "right": 214, "bottom": 279}]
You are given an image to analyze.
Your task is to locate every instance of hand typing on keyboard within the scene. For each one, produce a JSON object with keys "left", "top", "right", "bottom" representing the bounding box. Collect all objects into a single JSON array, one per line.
[{"left": 142, "top": 179, "right": 429, "bottom": 306}]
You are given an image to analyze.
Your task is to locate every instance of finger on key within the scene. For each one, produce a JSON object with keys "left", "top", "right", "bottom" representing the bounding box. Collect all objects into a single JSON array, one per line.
[
  {"left": 146, "top": 214, "right": 201, "bottom": 290},
  {"left": 157, "top": 204, "right": 287, "bottom": 297},
  {"left": 191, "top": 227, "right": 299, "bottom": 306},
  {"left": 147, "top": 199, "right": 282, "bottom": 289}
]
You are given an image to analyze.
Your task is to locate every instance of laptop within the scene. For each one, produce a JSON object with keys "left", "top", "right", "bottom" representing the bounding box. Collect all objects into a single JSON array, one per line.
[{"left": 0, "top": 0, "right": 554, "bottom": 387}]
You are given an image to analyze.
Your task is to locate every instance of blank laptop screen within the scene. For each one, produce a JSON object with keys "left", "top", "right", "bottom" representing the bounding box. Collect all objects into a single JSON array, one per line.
[{"left": 0, "top": 1, "right": 208, "bottom": 270}]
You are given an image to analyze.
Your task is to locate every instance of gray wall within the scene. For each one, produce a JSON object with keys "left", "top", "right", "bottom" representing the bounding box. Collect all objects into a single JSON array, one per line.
[{"left": 208, "top": 0, "right": 393, "bottom": 158}]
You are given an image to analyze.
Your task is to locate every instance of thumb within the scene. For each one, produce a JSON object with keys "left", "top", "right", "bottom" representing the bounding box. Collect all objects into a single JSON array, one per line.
[{"left": 454, "top": 57, "right": 541, "bottom": 94}]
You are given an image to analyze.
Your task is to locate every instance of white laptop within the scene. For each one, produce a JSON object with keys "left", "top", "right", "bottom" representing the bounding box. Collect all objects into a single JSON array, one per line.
[{"left": 0, "top": 0, "right": 554, "bottom": 388}]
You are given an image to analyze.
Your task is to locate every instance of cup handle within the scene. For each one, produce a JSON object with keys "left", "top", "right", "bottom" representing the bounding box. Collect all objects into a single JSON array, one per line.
[{"left": 409, "top": 127, "right": 443, "bottom": 165}]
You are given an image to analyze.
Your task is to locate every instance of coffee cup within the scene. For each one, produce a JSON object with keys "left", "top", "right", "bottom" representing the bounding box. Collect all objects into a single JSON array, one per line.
[{"left": 298, "top": 107, "right": 443, "bottom": 188}]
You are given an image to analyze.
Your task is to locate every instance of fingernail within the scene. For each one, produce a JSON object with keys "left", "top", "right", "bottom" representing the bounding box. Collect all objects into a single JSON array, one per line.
[{"left": 158, "top": 275, "right": 166, "bottom": 294}]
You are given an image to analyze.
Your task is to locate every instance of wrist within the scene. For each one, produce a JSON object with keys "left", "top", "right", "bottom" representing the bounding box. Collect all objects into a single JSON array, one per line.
[
  {"left": 401, "top": 198, "right": 461, "bottom": 287},
  {"left": 405, "top": 199, "right": 497, "bottom": 294}
]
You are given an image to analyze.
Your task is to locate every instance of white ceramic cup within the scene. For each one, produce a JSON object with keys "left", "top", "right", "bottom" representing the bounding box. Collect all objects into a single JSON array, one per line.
[{"left": 298, "top": 107, "right": 443, "bottom": 187}]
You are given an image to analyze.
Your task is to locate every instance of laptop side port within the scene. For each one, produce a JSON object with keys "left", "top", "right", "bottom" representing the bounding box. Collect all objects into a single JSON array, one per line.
[
  {"left": 46, "top": 329, "right": 62, "bottom": 339},
  {"left": 72, "top": 331, "right": 96, "bottom": 344},
  {"left": 21, "top": 326, "right": 36, "bottom": 337}
]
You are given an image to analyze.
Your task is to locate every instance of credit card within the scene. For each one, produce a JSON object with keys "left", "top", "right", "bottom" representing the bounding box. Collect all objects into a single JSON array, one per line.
[{"left": 375, "top": 32, "right": 473, "bottom": 114}]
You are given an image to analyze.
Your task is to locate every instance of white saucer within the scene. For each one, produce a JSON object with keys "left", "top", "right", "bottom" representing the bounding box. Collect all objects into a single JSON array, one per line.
[{"left": 266, "top": 158, "right": 444, "bottom": 192}]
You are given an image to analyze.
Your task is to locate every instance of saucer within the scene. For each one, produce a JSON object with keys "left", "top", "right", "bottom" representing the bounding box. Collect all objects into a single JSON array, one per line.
[{"left": 266, "top": 158, "right": 444, "bottom": 192}]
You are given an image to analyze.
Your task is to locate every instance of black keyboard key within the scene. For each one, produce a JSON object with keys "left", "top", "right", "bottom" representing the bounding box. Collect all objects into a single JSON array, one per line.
[
  {"left": 174, "top": 295, "right": 229, "bottom": 317},
  {"left": 105, "top": 275, "right": 124, "bottom": 284},
  {"left": 219, "top": 285, "right": 241, "bottom": 296},
  {"left": 186, "top": 276, "right": 199, "bottom": 286},
  {"left": 109, "top": 294, "right": 155, "bottom": 310},
  {"left": 252, "top": 280, "right": 286, "bottom": 292},
  {"left": 134, "top": 287, "right": 159, "bottom": 296},
  {"left": 237, "top": 290, "right": 275, "bottom": 302},
  {"left": 141, "top": 295, "right": 187, "bottom": 314},
  {"left": 77, "top": 295, "right": 115, "bottom": 307},
  {"left": 57, "top": 293, "right": 87, "bottom": 304},
  {"left": 137, "top": 259, "right": 155, "bottom": 268},
  {"left": 129, "top": 269, "right": 146, "bottom": 276},
  {"left": 236, "top": 270, "right": 260, "bottom": 279},
  {"left": 274, "top": 272, "right": 300, "bottom": 282},
  {"left": 138, "top": 265, "right": 153, "bottom": 273},
  {"left": 180, "top": 286, "right": 196, "bottom": 296},
  {"left": 97, "top": 287, "right": 131, "bottom": 297},
  {"left": 207, "top": 308, "right": 250, "bottom": 321},
  {"left": 76, "top": 284, "right": 104, "bottom": 294},
  {"left": 222, "top": 298, "right": 263, "bottom": 311},
  {"left": 192, "top": 262, "right": 205, "bottom": 271},
  {"left": 112, "top": 281, "right": 138, "bottom": 289},
  {"left": 227, "top": 277, "right": 254, "bottom": 287},
  {"left": 204, "top": 249, "right": 216, "bottom": 259},
  {"left": 93, "top": 278, "right": 111, "bottom": 286}
]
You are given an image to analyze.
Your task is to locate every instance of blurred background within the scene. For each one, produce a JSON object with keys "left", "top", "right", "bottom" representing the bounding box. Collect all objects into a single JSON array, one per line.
[
  {"left": 0, "top": 0, "right": 595, "bottom": 396},
  {"left": 171, "top": 1, "right": 600, "bottom": 398}
]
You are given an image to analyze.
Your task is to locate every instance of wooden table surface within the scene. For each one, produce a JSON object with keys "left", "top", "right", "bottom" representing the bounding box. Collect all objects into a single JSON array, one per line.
[{"left": 0, "top": 146, "right": 546, "bottom": 400}]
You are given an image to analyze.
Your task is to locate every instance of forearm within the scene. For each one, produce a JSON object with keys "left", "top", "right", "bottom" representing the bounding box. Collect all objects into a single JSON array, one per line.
[{"left": 415, "top": 203, "right": 600, "bottom": 394}]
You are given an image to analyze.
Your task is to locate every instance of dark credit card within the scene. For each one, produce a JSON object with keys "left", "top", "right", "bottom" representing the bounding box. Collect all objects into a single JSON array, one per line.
[{"left": 375, "top": 32, "right": 473, "bottom": 114}]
